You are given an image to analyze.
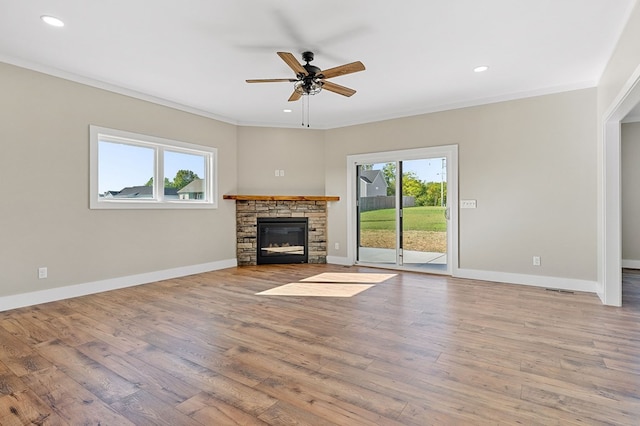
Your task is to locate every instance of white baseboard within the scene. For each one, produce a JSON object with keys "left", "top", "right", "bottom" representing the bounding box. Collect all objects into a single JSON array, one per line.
[
  {"left": 327, "top": 257, "right": 596, "bottom": 293},
  {"left": 4, "top": 258, "right": 597, "bottom": 312},
  {"left": 454, "top": 268, "right": 597, "bottom": 293},
  {"left": 0, "top": 258, "right": 237, "bottom": 313},
  {"left": 622, "top": 259, "right": 640, "bottom": 269}
]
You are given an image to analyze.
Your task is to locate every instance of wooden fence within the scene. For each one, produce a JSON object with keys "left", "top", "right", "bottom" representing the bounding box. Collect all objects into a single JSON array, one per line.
[{"left": 359, "top": 196, "right": 415, "bottom": 212}]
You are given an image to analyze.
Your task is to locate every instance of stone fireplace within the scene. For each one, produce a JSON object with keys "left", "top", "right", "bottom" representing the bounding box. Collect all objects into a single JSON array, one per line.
[{"left": 223, "top": 195, "right": 339, "bottom": 266}]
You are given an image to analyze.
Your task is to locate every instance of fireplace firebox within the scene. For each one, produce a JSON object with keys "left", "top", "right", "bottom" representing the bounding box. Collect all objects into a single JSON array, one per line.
[{"left": 257, "top": 218, "right": 309, "bottom": 264}]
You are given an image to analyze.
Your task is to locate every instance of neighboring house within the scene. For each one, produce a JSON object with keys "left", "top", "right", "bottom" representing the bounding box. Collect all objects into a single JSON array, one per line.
[
  {"left": 359, "top": 170, "right": 387, "bottom": 197},
  {"left": 177, "top": 179, "right": 205, "bottom": 200},
  {"left": 104, "top": 186, "right": 179, "bottom": 199}
]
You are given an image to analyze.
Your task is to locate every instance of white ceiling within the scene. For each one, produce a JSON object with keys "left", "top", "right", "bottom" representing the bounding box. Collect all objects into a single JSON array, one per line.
[{"left": 1, "top": 1, "right": 636, "bottom": 129}]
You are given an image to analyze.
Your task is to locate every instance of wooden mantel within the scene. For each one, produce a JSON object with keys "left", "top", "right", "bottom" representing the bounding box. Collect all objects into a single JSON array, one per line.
[{"left": 223, "top": 195, "right": 339, "bottom": 202}]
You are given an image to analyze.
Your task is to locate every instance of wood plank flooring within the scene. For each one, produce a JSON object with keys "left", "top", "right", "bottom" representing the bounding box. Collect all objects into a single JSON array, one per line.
[{"left": 1, "top": 264, "right": 639, "bottom": 425}]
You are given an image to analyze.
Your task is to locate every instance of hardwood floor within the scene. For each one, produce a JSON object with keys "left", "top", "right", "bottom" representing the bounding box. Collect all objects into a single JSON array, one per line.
[{"left": 1, "top": 264, "right": 639, "bottom": 425}]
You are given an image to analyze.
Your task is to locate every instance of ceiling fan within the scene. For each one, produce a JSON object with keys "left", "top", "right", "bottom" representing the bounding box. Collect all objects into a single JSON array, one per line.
[{"left": 246, "top": 51, "right": 365, "bottom": 101}]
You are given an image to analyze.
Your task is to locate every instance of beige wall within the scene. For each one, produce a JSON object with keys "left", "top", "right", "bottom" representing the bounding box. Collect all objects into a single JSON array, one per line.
[
  {"left": 0, "top": 62, "right": 238, "bottom": 298},
  {"left": 236, "top": 126, "right": 325, "bottom": 195},
  {"left": 0, "top": 63, "right": 604, "bottom": 300},
  {"left": 324, "top": 89, "right": 598, "bottom": 280},
  {"left": 622, "top": 122, "right": 640, "bottom": 262}
]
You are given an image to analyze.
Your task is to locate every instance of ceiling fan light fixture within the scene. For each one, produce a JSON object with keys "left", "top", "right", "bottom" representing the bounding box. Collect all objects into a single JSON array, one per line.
[
  {"left": 294, "top": 80, "right": 322, "bottom": 96},
  {"left": 41, "top": 15, "right": 65, "bottom": 27}
]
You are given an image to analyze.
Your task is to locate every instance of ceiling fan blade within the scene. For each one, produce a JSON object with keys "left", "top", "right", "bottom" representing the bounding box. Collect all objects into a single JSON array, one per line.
[
  {"left": 288, "top": 90, "right": 302, "bottom": 102},
  {"left": 320, "top": 61, "right": 365, "bottom": 79},
  {"left": 321, "top": 80, "right": 357, "bottom": 97},
  {"left": 277, "top": 52, "right": 308, "bottom": 76},
  {"left": 246, "top": 78, "right": 297, "bottom": 83}
]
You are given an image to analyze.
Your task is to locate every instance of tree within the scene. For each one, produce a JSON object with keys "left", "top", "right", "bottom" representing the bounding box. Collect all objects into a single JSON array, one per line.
[
  {"left": 377, "top": 163, "right": 447, "bottom": 206},
  {"left": 425, "top": 181, "right": 447, "bottom": 206},
  {"left": 145, "top": 177, "right": 175, "bottom": 188},
  {"left": 171, "top": 169, "right": 199, "bottom": 190},
  {"left": 382, "top": 163, "right": 396, "bottom": 195},
  {"left": 144, "top": 170, "right": 200, "bottom": 190},
  {"left": 402, "top": 171, "right": 426, "bottom": 198}
]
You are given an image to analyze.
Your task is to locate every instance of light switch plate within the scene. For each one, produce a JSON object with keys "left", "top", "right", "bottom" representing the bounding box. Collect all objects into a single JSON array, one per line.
[{"left": 461, "top": 199, "right": 477, "bottom": 209}]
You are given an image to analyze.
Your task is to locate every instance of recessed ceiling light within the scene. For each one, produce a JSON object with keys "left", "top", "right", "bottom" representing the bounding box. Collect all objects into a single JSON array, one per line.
[
  {"left": 283, "top": 109, "right": 292, "bottom": 113},
  {"left": 41, "top": 15, "right": 65, "bottom": 27},
  {"left": 473, "top": 65, "right": 489, "bottom": 73}
]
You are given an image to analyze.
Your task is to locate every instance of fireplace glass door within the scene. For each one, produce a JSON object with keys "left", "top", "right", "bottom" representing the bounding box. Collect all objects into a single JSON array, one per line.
[{"left": 257, "top": 218, "right": 309, "bottom": 264}]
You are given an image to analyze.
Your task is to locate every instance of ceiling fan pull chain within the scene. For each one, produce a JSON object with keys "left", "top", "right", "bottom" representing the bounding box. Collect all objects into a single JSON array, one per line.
[{"left": 307, "top": 96, "right": 310, "bottom": 128}]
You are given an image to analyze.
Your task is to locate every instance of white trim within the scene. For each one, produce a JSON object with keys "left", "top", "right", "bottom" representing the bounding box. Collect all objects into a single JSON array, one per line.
[
  {"left": 599, "top": 120, "right": 622, "bottom": 305},
  {"left": 0, "top": 259, "right": 237, "bottom": 312},
  {"left": 599, "top": 63, "right": 640, "bottom": 306},
  {"left": 329, "top": 255, "right": 597, "bottom": 293},
  {"left": 455, "top": 268, "right": 598, "bottom": 294},
  {"left": 622, "top": 259, "right": 640, "bottom": 269},
  {"left": 89, "top": 125, "right": 218, "bottom": 209},
  {"left": 0, "top": 56, "right": 597, "bottom": 131},
  {"left": 346, "top": 145, "right": 459, "bottom": 276},
  {"left": 0, "top": 55, "right": 237, "bottom": 126},
  {"left": 239, "top": 81, "right": 598, "bottom": 129},
  {"left": 322, "top": 81, "right": 599, "bottom": 130}
]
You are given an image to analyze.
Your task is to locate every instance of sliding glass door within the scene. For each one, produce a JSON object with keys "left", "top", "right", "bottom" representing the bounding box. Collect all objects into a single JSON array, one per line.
[
  {"left": 357, "top": 162, "right": 398, "bottom": 266},
  {"left": 400, "top": 158, "right": 448, "bottom": 271},
  {"left": 352, "top": 146, "right": 456, "bottom": 274}
]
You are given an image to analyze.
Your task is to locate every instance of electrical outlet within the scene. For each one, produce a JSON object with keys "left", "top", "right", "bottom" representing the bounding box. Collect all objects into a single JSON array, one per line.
[
  {"left": 38, "top": 267, "right": 48, "bottom": 279},
  {"left": 461, "top": 199, "right": 477, "bottom": 209},
  {"left": 334, "top": 242, "right": 339, "bottom": 250},
  {"left": 533, "top": 256, "right": 541, "bottom": 266},
  {"left": 274, "top": 169, "right": 280, "bottom": 177}
]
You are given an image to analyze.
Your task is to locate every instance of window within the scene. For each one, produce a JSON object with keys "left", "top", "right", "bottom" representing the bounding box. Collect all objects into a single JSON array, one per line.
[{"left": 90, "top": 125, "right": 217, "bottom": 209}]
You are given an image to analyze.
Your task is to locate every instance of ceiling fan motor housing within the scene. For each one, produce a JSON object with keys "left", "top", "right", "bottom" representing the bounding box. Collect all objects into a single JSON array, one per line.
[
  {"left": 302, "top": 64, "right": 321, "bottom": 77},
  {"left": 301, "top": 52, "right": 322, "bottom": 78}
]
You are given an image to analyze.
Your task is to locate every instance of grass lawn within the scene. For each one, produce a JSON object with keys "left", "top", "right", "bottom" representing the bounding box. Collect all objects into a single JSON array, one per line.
[{"left": 360, "top": 206, "right": 446, "bottom": 232}]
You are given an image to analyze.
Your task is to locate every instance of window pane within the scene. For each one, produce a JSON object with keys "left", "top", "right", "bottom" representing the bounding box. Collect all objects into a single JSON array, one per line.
[
  {"left": 91, "top": 125, "right": 217, "bottom": 209},
  {"left": 164, "top": 150, "right": 207, "bottom": 201},
  {"left": 98, "top": 141, "right": 155, "bottom": 198}
]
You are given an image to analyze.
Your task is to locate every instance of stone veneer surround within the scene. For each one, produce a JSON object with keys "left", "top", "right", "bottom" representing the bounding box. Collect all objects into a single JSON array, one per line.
[{"left": 227, "top": 197, "right": 334, "bottom": 266}]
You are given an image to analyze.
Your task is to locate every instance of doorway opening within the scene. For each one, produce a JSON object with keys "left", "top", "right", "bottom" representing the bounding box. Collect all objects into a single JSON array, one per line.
[{"left": 601, "top": 67, "right": 640, "bottom": 306}]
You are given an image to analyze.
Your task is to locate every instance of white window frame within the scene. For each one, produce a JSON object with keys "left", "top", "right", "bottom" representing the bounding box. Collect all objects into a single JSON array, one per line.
[{"left": 89, "top": 125, "right": 218, "bottom": 209}]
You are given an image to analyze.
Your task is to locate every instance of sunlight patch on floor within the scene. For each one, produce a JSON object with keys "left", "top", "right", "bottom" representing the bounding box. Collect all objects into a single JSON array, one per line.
[
  {"left": 256, "top": 282, "right": 374, "bottom": 297},
  {"left": 299, "top": 272, "right": 396, "bottom": 283}
]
